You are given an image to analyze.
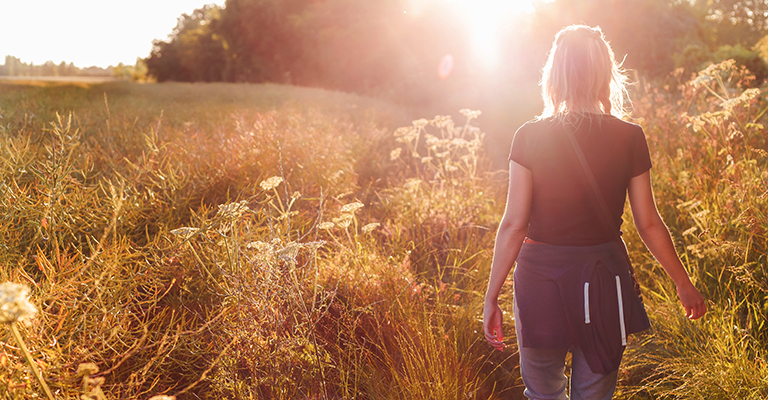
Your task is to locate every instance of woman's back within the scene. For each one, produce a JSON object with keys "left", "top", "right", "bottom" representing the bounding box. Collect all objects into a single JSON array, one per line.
[{"left": 509, "top": 114, "right": 651, "bottom": 246}]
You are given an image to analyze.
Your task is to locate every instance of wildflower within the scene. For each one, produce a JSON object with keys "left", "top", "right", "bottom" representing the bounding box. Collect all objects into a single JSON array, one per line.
[
  {"left": 277, "top": 242, "right": 302, "bottom": 265},
  {"left": 404, "top": 178, "right": 422, "bottom": 191},
  {"left": 425, "top": 134, "right": 440, "bottom": 147},
  {"left": 148, "top": 396, "right": 176, "bottom": 400},
  {"left": 390, "top": 148, "right": 402, "bottom": 160},
  {"left": 451, "top": 138, "right": 469, "bottom": 148},
  {"left": 0, "top": 282, "right": 37, "bottom": 324},
  {"left": 77, "top": 363, "right": 100, "bottom": 376},
  {"left": 432, "top": 115, "right": 453, "bottom": 129},
  {"left": 445, "top": 165, "right": 459, "bottom": 172},
  {"left": 246, "top": 241, "right": 274, "bottom": 252},
  {"left": 260, "top": 176, "right": 284, "bottom": 191},
  {"left": 318, "top": 222, "right": 335, "bottom": 230},
  {"left": 394, "top": 127, "right": 418, "bottom": 143},
  {"left": 459, "top": 109, "right": 482, "bottom": 119},
  {"left": 412, "top": 118, "right": 429, "bottom": 129},
  {"left": 0, "top": 283, "right": 54, "bottom": 400},
  {"left": 436, "top": 151, "right": 450, "bottom": 158},
  {"left": 340, "top": 201, "right": 364, "bottom": 213},
  {"left": 303, "top": 241, "right": 326, "bottom": 252},
  {"left": 333, "top": 214, "right": 354, "bottom": 229},
  {"left": 362, "top": 222, "right": 380, "bottom": 234},
  {"left": 420, "top": 156, "right": 433, "bottom": 163}
]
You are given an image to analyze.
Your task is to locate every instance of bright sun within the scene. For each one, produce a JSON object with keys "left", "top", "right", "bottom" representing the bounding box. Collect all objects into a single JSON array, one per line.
[{"left": 450, "top": 0, "right": 536, "bottom": 67}]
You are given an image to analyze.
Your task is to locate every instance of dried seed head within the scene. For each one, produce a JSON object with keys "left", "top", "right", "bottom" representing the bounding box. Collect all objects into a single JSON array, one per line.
[
  {"left": 412, "top": 118, "right": 429, "bottom": 129},
  {"left": 362, "top": 222, "right": 380, "bottom": 234},
  {"left": 333, "top": 214, "right": 354, "bottom": 229},
  {"left": 260, "top": 176, "right": 284, "bottom": 191},
  {"left": 459, "top": 109, "right": 482, "bottom": 119},
  {"left": 340, "top": 201, "right": 364, "bottom": 214},
  {"left": 0, "top": 282, "right": 36, "bottom": 324},
  {"left": 77, "top": 363, "right": 100, "bottom": 376},
  {"left": 246, "top": 241, "right": 274, "bottom": 252},
  {"left": 217, "top": 200, "right": 249, "bottom": 220},
  {"left": 318, "top": 222, "right": 335, "bottom": 230}
]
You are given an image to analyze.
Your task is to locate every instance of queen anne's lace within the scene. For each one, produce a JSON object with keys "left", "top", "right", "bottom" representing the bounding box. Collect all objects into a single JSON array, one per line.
[{"left": 0, "top": 282, "right": 36, "bottom": 324}]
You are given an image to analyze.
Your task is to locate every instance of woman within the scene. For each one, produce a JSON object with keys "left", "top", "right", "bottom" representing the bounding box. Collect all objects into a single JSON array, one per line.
[{"left": 483, "top": 25, "right": 707, "bottom": 400}]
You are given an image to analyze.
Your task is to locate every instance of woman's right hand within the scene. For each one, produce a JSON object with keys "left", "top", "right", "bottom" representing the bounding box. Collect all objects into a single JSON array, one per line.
[
  {"left": 483, "top": 299, "right": 506, "bottom": 351},
  {"left": 677, "top": 281, "right": 707, "bottom": 320}
]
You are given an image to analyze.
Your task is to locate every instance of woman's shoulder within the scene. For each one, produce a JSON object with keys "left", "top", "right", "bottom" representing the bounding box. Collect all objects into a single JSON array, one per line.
[
  {"left": 601, "top": 115, "right": 644, "bottom": 133},
  {"left": 515, "top": 116, "right": 558, "bottom": 135}
]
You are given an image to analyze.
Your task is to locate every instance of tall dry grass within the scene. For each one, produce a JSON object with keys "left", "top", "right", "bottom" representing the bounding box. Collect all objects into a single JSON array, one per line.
[
  {"left": 618, "top": 60, "right": 768, "bottom": 399},
  {"left": 2, "top": 64, "right": 765, "bottom": 400},
  {"left": 0, "top": 82, "right": 519, "bottom": 399}
]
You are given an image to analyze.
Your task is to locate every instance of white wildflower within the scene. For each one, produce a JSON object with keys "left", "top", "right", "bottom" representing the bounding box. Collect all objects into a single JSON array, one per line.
[
  {"left": 425, "top": 134, "right": 440, "bottom": 147},
  {"left": 412, "top": 118, "right": 429, "bottom": 129},
  {"left": 420, "top": 156, "right": 433, "bottom": 163},
  {"left": 246, "top": 241, "right": 274, "bottom": 252},
  {"left": 277, "top": 242, "right": 302, "bottom": 264},
  {"left": 390, "top": 148, "right": 402, "bottom": 160},
  {"left": 0, "top": 282, "right": 36, "bottom": 324},
  {"left": 303, "top": 241, "right": 326, "bottom": 252},
  {"left": 318, "top": 222, "right": 335, "bottom": 230},
  {"left": 333, "top": 214, "right": 354, "bottom": 229},
  {"left": 340, "top": 201, "right": 364, "bottom": 213},
  {"left": 459, "top": 109, "right": 482, "bottom": 119},
  {"left": 404, "top": 178, "right": 422, "bottom": 191},
  {"left": 260, "top": 176, "right": 284, "bottom": 191},
  {"left": 432, "top": 115, "right": 453, "bottom": 129},
  {"left": 362, "top": 223, "right": 380, "bottom": 234}
]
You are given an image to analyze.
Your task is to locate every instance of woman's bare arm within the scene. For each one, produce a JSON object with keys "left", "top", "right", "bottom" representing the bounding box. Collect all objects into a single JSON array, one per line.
[
  {"left": 483, "top": 160, "right": 532, "bottom": 350},
  {"left": 627, "top": 171, "right": 707, "bottom": 320}
]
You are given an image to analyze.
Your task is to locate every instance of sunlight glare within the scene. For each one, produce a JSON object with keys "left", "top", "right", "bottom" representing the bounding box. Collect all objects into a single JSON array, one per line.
[{"left": 448, "top": 0, "right": 535, "bottom": 68}]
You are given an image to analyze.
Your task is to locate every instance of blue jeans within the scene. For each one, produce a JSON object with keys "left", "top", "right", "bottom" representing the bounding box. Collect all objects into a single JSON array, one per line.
[{"left": 515, "top": 297, "right": 619, "bottom": 400}]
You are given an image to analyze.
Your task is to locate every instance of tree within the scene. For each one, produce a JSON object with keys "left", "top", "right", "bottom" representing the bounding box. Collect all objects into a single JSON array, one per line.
[{"left": 145, "top": 5, "right": 227, "bottom": 82}]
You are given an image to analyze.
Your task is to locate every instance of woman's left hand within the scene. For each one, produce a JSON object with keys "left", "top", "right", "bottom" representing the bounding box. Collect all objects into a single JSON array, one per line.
[{"left": 483, "top": 299, "right": 506, "bottom": 351}]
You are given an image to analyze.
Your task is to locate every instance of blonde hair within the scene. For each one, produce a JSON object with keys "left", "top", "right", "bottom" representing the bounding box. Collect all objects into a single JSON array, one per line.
[{"left": 540, "top": 25, "right": 629, "bottom": 119}]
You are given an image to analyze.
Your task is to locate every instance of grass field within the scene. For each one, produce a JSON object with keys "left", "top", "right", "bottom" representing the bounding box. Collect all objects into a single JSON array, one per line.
[{"left": 0, "top": 64, "right": 766, "bottom": 399}]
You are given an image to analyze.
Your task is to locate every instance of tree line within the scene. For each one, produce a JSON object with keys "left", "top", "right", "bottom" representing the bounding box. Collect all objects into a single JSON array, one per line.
[
  {"left": 0, "top": 56, "right": 114, "bottom": 77},
  {"left": 145, "top": 0, "right": 768, "bottom": 100}
]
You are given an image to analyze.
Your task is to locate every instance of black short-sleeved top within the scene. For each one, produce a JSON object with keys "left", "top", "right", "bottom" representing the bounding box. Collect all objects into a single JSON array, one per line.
[{"left": 509, "top": 114, "right": 652, "bottom": 246}]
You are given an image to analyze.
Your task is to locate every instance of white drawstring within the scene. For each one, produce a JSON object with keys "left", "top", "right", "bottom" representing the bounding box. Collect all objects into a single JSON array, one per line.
[
  {"left": 615, "top": 276, "right": 627, "bottom": 346},
  {"left": 584, "top": 276, "right": 628, "bottom": 346},
  {"left": 584, "top": 282, "right": 591, "bottom": 324}
]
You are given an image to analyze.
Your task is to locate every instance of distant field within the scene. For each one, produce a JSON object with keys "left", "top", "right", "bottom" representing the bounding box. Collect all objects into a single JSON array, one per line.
[{"left": 0, "top": 75, "right": 118, "bottom": 85}]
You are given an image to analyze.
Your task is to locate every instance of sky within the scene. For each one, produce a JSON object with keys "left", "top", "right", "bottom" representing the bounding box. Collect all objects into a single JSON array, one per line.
[
  {"left": 1, "top": 0, "right": 534, "bottom": 70},
  {"left": 1, "top": 0, "right": 223, "bottom": 68}
]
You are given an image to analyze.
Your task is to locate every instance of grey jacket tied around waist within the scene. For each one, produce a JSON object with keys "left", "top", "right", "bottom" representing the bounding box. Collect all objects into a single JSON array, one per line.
[{"left": 513, "top": 239, "right": 650, "bottom": 374}]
